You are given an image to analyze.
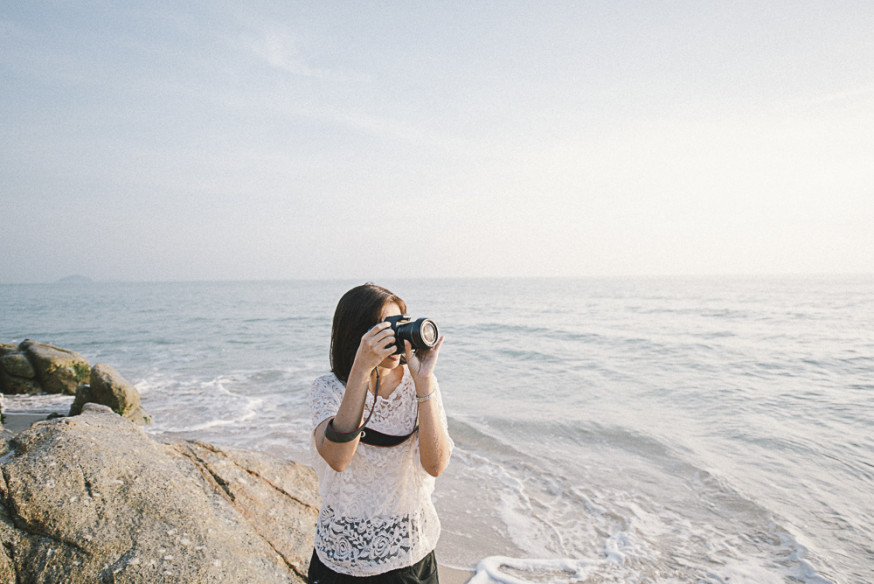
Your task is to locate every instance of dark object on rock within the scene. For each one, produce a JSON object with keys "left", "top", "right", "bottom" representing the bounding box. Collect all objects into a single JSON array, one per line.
[
  {"left": 0, "top": 404, "right": 318, "bottom": 583},
  {"left": 0, "top": 344, "right": 42, "bottom": 395},
  {"left": 0, "top": 340, "right": 91, "bottom": 395},
  {"left": 0, "top": 350, "right": 35, "bottom": 379},
  {"left": 69, "top": 363, "right": 152, "bottom": 425}
]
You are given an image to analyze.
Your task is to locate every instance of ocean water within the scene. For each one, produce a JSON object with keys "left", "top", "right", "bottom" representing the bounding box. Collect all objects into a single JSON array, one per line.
[{"left": 1, "top": 277, "right": 872, "bottom": 584}]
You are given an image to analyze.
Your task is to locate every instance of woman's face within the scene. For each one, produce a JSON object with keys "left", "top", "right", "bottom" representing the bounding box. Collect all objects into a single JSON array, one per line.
[{"left": 379, "top": 301, "right": 403, "bottom": 370}]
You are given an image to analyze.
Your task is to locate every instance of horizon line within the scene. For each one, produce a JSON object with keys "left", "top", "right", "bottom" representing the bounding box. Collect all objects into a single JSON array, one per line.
[{"left": 2, "top": 272, "right": 873, "bottom": 286}]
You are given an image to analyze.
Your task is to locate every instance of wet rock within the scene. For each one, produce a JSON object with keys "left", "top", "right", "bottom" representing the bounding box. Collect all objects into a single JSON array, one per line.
[
  {"left": 0, "top": 371, "right": 42, "bottom": 395},
  {"left": 69, "top": 363, "right": 152, "bottom": 425}
]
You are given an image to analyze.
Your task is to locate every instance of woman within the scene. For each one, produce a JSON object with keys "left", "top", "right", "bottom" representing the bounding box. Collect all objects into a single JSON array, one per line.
[{"left": 308, "top": 284, "right": 453, "bottom": 584}]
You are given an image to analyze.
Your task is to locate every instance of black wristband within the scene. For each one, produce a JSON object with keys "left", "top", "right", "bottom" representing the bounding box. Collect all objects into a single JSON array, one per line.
[
  {"left": 324, "top": 418, "right": 363, "bottom": 443},
  {"left": 323, "top": 368, "right": 381, "bottom": 444}
]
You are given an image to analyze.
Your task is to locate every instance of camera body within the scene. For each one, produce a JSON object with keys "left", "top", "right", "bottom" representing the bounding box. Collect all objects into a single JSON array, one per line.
[{"left": 384, "top": 314, "right": 439, "bottom": 355}]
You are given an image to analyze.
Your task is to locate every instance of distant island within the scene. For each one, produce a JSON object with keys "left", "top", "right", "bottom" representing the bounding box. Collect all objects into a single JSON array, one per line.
[{"left": 56, "top": 275, "right": 93, "bottom": 284}]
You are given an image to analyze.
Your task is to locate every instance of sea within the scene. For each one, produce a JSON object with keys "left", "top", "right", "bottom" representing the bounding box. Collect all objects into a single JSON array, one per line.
[{"left": 1, "top": 277, "right": 872, "bottom": 584}]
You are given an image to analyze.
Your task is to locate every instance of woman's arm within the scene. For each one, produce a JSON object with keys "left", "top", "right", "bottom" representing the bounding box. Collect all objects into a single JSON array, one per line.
[
  {"left": 314, "top": 322, "right": 395, "bottom": 472},
  {"left": 414, "top": 374, "right": 452, "bottom": 477},
  {"left": 407, "top": 338, "right": 452, "bottom": 477}
]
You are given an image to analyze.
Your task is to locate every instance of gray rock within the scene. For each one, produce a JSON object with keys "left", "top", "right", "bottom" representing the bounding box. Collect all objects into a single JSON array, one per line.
[
  {"left": 69, "top": 363, "right": 152, "bottom": 425},
  {"left": 0, "top": 404, "right": 318, "bottom": 583},
  {"left": 18, "top": 340, "right": 91, "bottom": 395}
]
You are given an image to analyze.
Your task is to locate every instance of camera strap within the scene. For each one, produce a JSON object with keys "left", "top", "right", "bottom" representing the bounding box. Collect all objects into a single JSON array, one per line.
[
  {"left": 359, "top": 425, "right": 418, "bottom": 447},
  {"left": 324, "top": 368, "right": 419, "bottom": 447}
]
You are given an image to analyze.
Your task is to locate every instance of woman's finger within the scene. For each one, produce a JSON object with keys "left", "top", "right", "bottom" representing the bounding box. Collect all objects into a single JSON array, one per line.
[
  {"left": 406, "top": 336, "right": 445, "bottom": 376},
  {"left": 418, "top": 336, "right": 444, "bottom": 357},
  {"left": 362, "top": 323, "right": 392, "bottom": 345},
  {"left": 374, "top": 332, "right": 396, "bottom": 353},
  {"left": 359, "top": 323, "right": 397, "bottom": 364},
  {"left": 364, "top": 321, "right": 391, "bottom": 339}
]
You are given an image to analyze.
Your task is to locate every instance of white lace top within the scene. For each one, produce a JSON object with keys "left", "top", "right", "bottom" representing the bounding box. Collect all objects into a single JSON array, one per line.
[{"left": 309, "top": 367, "right": 452, "bottom": 577}]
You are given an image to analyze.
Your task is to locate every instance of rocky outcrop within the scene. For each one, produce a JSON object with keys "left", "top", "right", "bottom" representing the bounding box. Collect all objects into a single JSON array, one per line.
[
  {"left": 0, "top": 340, "right": 152, "bottom": 426},
  {"left": 0, "top": 340, "right": 90, "bottom": 395},
  {"left": 0, "top": 404, "right": 319, "bottom": 583},
  {"left": 69, "top": 363, "right": 152, "bottom": 425}
]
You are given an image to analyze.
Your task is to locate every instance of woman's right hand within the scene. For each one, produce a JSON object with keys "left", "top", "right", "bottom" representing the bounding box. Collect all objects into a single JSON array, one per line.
[{"left": 352, "top": 322, "right": 396, "bottom": 372}]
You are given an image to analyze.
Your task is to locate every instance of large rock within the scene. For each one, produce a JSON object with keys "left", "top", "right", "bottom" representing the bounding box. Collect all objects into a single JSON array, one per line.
[
  {"left": 69, "top": 363, "right": 152, "bottom": 425},
  {"left": 0, "top": 404, "right": 318, "bottom": 583},
  {"left": 17, "top": 340, "right": 91, "bottom": 394},
  {"left": 0, "top": 345, "right": 42, "bottom": 395}
]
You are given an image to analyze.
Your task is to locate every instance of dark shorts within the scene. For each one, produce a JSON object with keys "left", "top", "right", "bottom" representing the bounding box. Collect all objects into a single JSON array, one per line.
[{"left": 307, "top": 549, "right": 439, "bottom": 584}]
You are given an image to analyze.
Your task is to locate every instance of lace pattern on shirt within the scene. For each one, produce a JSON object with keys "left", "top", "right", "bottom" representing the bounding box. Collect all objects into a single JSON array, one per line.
[{"left": 317, "top": 506, "right": 433, "bottom": 571}]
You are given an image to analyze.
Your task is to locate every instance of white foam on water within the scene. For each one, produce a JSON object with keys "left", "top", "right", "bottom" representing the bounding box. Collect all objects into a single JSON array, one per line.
[
  {"left": 138, "top": 373, "right": 265, "bottom": 434},
  {"left": 1, "top": 393, "right": 74, "bottom": 415},
  {"left": 468, "top": 550, "right": 830, "bottom": 584},
  {"left": 469, "top": 556, "right": 608, "bottom": 584},
  {"left": 132, "top": 366, "right": 315, "bottom": 461},
  {"left": 439, "top": 422, "right": 836, "bottom": 584}
]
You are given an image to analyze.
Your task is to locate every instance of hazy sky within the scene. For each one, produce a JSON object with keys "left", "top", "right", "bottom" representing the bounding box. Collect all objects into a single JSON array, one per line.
[{"left": 2, "top": 1, "right": 873, "bottom": 282}]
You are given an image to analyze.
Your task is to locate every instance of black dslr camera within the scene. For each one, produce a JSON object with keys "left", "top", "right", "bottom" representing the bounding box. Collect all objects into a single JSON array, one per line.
[{"left": 384, "top": 315, "right": 440, "bottom": 355}]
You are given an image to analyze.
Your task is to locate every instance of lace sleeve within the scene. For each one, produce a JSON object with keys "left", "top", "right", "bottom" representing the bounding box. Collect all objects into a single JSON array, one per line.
[{"left": 310, "top": 374, "right": 343, "bottom": 430}]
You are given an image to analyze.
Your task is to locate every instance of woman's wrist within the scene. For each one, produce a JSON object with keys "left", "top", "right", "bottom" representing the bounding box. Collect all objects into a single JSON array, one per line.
[
  {"left": 347, "top": 362, "right": 372, "bottom": 390},
  {"left": 416, "top": 389, "right": 437, "bottom": 403},
  {"left": 413, "top": 374, "right": 437, "bottom": 397}
]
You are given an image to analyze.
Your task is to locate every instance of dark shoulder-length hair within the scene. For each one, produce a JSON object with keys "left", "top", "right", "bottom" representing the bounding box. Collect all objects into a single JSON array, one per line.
[{"left": 330, "top": 283, "right": 407, "bottom": 382}]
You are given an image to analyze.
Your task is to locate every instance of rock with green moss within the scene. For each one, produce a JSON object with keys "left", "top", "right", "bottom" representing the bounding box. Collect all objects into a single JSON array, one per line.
[
  {"left": 17, "top": 340, "right": 91, "bottom": 394},
  {"left": 69, "top": 363, "right": 152, "bottom": 425}
]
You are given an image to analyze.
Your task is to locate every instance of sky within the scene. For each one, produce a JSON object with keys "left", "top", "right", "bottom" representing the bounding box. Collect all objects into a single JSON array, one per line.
[{"left": 2, "top": 1, "right": 873, "bottom": 282}]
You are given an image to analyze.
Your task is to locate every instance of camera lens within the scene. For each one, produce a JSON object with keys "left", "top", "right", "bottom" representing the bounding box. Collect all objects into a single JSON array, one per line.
[
  {"left": 420, "top": 320, "right": 438, "bottom": 345},
  {"left": 411, "top": 318, "right": 439, "bottom": 349}
]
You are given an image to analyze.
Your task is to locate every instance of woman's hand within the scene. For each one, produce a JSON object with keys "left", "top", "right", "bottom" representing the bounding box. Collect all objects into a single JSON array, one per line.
[
  {"left": 404, "top": 336, "right": 445, "bottom": 383},
  {"left": 352, "top": 322, "right": 397, "bottom": 372}
]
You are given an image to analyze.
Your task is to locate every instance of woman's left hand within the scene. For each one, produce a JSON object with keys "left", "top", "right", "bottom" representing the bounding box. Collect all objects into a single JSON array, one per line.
[{"left": 404, "top": 337, "right": 444, "bottom": 382}]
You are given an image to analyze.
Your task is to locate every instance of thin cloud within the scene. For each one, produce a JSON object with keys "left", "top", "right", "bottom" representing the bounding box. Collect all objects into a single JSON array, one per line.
[{"left": 241, "top": 28, "right": 368, "bottom": 83}]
